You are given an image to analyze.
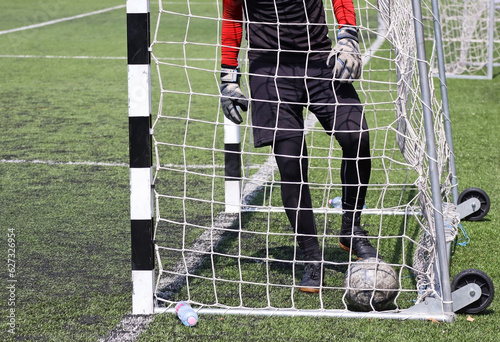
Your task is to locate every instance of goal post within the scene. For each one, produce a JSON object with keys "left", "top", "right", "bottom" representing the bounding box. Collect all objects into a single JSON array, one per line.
[
  {"left": 125, "top": 0, "right": 484, "bottom": 321},
  {"left": 127, "top": 0, "right": 155, "bottom": 315},
  {"left": 410, "top": 0, "right": 453, "bottom": 315}
]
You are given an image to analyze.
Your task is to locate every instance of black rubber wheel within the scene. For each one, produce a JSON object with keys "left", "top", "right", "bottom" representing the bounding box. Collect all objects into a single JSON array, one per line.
[
  {"left": 451, "top": 268, "right": 495, "bottom": 314},
  {"left": 457, "top": 187, "right": 490, "bottom": 221}
]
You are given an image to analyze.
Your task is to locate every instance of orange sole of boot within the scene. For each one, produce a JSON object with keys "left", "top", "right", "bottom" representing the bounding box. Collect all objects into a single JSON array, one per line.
[
  {"left": 298, "top": 286, "right": 321, "bottom": 293},
  {"left": 339, "top": 242, "right": 362, "bottom": 260}
]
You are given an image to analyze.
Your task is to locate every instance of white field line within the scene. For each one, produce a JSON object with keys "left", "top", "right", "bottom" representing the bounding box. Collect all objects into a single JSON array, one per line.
[
  {"left": 0, "top": 5, "right": 126, "bottom": 36},
  {"left": 0, "top": 159, "right": 128, "bottom": 167},
  {"left": 0, "top": 2, "right": 218, "bottom": 38},
  {"left": 0, "top": 55, "right": 217, "bottom": 61},
  {"left": 0, "top": 159, "right": 261, "bottom": 170},
  {"left": 0, "top": 55, "right": 128, "bottom": 60}
]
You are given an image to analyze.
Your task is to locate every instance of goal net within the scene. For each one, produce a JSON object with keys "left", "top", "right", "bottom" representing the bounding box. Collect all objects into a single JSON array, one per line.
[
  {"left": 143, "top": 0, "right": 458, "bottom": 320},
  {"left": 422, "top": 0, "right": 499, "bottom": 79}
]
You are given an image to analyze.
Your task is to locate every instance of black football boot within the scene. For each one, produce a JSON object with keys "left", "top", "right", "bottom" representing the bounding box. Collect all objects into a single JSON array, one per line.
[{"left": 339, "top": 215, "right": 381, "bottom": 260}]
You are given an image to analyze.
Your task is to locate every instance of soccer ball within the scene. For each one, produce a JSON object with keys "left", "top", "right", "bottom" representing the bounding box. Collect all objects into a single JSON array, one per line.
[{"left": 343, "top": 258, "right": 398, "bottom": 311}]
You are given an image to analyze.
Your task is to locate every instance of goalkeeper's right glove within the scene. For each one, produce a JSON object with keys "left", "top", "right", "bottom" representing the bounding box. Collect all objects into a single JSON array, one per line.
[{"left": 220, "top": 66, "right": 248, "bottom": 124}]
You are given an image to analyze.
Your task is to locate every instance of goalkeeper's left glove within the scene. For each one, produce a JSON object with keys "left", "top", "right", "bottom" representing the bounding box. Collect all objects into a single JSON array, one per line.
[
  {"left": 327, "top": 27, "right": 362, "bottom": 83},
  {"left": 220, "top": 66, "right": 248, "bottom": 124}
]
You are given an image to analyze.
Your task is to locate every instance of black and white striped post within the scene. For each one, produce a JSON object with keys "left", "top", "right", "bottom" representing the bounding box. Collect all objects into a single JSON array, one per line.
[
  {"left": 127, "top": 0, "right": 154, "bottom": 315},
  {"left": 224, "top": 117, "right": 241, "bottom": 213}
]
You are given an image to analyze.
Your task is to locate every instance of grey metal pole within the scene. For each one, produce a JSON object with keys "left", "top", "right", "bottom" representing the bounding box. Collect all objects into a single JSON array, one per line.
[
  {"left": 487, "top": 0, "right": 494, "bottom": 79},
  {"left": 411, "top": 0, "right": 454, "bottom": 316},
  {"left": 430, "top": 0, "right": 459, "bottom": 205}
]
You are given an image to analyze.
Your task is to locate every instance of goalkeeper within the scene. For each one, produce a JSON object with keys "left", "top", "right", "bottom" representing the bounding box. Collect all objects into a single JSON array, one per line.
[{"left": 220, "top": 0, "right": 380, "bottom": 293}]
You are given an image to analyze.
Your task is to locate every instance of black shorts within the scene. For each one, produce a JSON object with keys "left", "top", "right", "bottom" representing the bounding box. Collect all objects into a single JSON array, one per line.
[{"left": 248, "top": 55, "right": 365, "bottom": 148}]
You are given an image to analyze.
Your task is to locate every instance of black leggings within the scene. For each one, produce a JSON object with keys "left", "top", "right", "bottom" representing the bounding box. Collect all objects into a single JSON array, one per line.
[{"left": 274, "top": 131, "right": 371, "bottom": 254}]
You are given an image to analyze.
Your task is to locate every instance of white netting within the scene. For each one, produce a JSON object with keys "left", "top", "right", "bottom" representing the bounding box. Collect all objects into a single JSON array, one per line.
[
  {"left": 149, "top": 0, "right": 458, "bottom": 314},
  {"left": 423, "top": 0, "right": 499, "bottom": 78}
]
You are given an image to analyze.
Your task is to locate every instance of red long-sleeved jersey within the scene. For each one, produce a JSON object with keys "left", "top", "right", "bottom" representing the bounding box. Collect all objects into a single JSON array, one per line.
[{"left": 221, "top": 0, "right": 357, "bottom": 67}]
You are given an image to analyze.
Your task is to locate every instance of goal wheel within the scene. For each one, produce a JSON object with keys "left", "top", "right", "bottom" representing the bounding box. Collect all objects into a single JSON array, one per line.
[
  {"left": 458, "top": 187, "right": 490, "bottom": 221},
  {"left": 451, "top": 269, "right": 495, "bottom": 314}
]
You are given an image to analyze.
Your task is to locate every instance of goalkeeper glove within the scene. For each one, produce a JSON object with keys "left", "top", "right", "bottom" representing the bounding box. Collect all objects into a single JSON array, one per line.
[
  {"left": 327, "top": 27, "right": 362, "bottom": 83},
  {"left": 220, "top": 67, "right": 248, "bottom": 124}
]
